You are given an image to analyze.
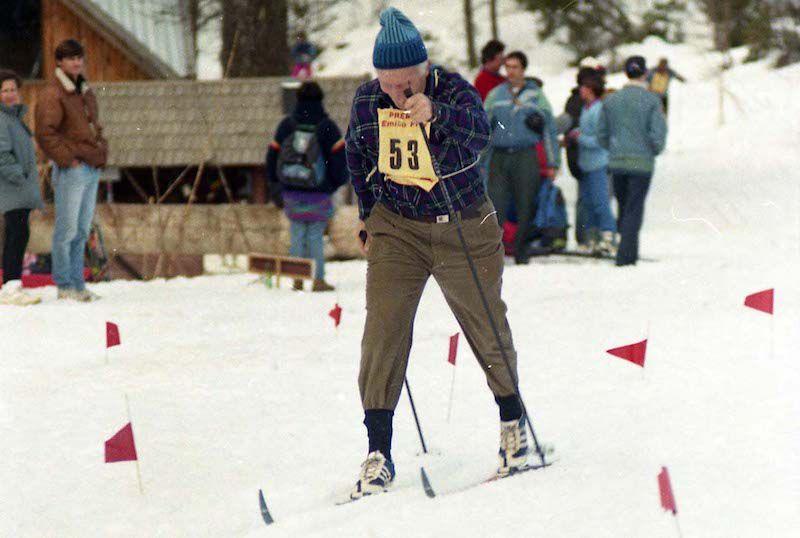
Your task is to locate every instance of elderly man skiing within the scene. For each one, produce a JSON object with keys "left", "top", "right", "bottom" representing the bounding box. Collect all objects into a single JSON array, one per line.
[{"left": 345, "top": 7, "right": 532, "bottom": 500}]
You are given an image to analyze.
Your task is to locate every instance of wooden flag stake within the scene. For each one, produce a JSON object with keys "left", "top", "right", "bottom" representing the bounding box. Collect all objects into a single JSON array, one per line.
[
  {"left": 770, "top": 314, "right": 775, "bottom": 360},
  {"left": 335, "top": 287, "right": 341, "bottom": 336},
  {"left": 642, "top": 320, "right": 651, "bottom": 382},
  {"left": 124, "top": 393, "right": 144, "bottom": 495},
  {"left": 674, "top": 515, "right": 684, "bottom": 538},
  {"left": 446, "top": 363, "right": 457, "bottom": 423},
  {"left": 446, "top": 333, "right": 459, "bottom": 422}
]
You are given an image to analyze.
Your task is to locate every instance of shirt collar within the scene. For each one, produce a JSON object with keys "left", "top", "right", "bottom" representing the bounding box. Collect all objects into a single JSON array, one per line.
[{"left": 626, "top": 79, "right": 649, "bottom": 89}]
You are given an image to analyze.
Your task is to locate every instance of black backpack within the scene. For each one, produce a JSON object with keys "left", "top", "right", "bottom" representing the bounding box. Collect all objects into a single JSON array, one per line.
[{"left": 276, "top": 122, "right": 326, "bottom": 189}]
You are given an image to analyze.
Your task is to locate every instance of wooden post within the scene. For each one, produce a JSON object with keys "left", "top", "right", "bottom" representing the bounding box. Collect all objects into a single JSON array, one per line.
[
  {"left": 122, "top": 169, "right": 150, "bottom": 204},
  {"left": 157, "top": 165, "right": 192, "bottom": 204},
  {"left": 446, "top": 364, "right": 457, "bottom": 422},
  {"left": 124, "top": 393, "right": 144, "bottom": 495}
]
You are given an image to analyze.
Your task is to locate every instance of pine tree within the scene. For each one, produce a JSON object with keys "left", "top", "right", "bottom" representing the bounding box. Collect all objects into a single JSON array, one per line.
[
  {"left": 514, "top": 0, "right": 633, "bottom": 61},
  {"left": 514, "top": 0, "right": 687, "bottom": 63}
]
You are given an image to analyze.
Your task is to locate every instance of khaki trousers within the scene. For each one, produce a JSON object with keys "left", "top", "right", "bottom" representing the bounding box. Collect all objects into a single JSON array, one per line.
[{"left": 359, "top": 199, "right": 519, "bottom": 410}]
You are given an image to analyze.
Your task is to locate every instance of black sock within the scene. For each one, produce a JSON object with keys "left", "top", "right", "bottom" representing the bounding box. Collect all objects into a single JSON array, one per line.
[
  {"left": 495, "top": 394, "right": 523, "bottom": 422},
  {"left": 364, "top": 409, "right": 394, "bottom": 461}
]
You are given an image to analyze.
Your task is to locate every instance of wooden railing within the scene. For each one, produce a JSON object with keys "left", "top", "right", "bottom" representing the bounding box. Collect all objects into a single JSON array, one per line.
[{"left": 15, "top": 203, "right": 362, "bottom": 259}]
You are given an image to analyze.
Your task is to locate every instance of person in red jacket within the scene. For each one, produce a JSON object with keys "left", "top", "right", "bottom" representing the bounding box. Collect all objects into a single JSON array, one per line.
[{"left": 474, "top": 40, "right": 505, "bottom": 102}]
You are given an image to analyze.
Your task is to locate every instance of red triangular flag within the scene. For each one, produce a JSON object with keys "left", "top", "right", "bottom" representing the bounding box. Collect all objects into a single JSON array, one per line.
[
  {"left": 328, "top": 303, "right": 342, "bottom": 327},
  {"left": 744, "top": 288, "right": 774, "bottom": 315},
  {"left": 105, "top": 422, "right": 138, "bottom": 463},
  {"left": 447, "top": 333, "right": 459, "bottom": 365},
  {"left": 658, "top": 466, "right": 677, "bottom": 514},
  {"left": 106, "top": 322, "right": 121, "bottom": 348},
  {"left": 606, "top": 339, "right": 647, "bottom": 367}
]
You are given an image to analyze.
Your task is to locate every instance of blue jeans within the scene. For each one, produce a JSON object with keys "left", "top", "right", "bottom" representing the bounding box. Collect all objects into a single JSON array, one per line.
[
  {"left": 51, "top": 163, "right": 100, "bottom": 290},
  {"left": 289, "top": 220, "right": 326, "bottom": 280},
  {"left": 612, "top": 171, "right": 652, "bottom": 266},
  {"left": 574, "top": 173, "right": 587, "bottom": 244},
  {"left": 580, "top": 168, "right": 617, "bottom": 234}
]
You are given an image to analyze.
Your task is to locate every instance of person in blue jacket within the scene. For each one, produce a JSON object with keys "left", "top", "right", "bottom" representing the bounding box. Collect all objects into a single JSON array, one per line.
[
  {"left": 0, "top": 69, "right": 43, "bottom": 306},
  {"left": 484, "top": 51, "right": 559, "bottom": 264},
  {"left": 598, "top": 56, "right": 667, "bottom": 266},
  {"left": 566, "top": 73, "right": 616, "bottom": 256}
]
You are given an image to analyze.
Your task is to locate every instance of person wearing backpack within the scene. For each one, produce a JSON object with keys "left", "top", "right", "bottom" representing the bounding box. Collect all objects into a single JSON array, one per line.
[{"left": 266, "top": 81, "right": 347, "bottom": 291}]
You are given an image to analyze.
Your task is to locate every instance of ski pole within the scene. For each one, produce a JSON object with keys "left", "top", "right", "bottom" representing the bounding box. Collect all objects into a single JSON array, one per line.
[
  {"left": 407, "top": 88, "right": 547, "bottom": 466},
  {"left": 404, "top": 377, "right": 428, "bottom": 454}
]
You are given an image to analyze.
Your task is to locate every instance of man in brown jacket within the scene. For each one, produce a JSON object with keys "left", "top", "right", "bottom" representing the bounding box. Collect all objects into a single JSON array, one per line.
[{"left": 35, "top": 39, "right": 107, "bottom": 301}]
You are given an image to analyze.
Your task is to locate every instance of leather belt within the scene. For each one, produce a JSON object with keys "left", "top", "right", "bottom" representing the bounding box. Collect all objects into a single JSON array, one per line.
[{"left": 387, "top": 198, "right": 484, "bottom": 224}]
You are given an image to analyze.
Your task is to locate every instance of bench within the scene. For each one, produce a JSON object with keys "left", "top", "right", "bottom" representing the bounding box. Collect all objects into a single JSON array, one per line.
[{"left": 247, "top": 253, "right": 315, "bottom": 289}]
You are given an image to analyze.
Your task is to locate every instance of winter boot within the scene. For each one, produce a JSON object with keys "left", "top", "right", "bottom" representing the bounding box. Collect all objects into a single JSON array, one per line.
[
  {"left": 350, "top": 451, "right": 396, "bottom": 500},
  {"left": 57, "top": 287, "right": 77, "bottom": 300},
  {"left": 312, "top": 279, "right": 335, "bottom": 292},
  {"left": 0, "top": 280, "right": 40, "bottom": 306},
  {"left": 594, "top": 231, "right": 616, "bottom": 257},
  {"left": 75, "top": 288, "right": 101, "bottom": 302},
  {"left": 498, "top": 417, "right": 529, "bottom": 477},
  {"left": 292, "top": 279, "right": 304, "bottom": 291}
]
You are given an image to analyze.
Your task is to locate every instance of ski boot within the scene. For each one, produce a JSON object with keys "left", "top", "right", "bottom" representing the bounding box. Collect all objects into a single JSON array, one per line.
[
  {"left": 350, "top": 451, "right": 395, "bottom": 500},
  {"left": 498, "top": 417, "right": 529, "bottom": 477}
]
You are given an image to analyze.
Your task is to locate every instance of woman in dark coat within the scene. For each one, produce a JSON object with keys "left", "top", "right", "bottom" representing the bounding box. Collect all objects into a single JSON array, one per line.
[{"left": 265, "top": 81, "right": 348, "bottom": 291}]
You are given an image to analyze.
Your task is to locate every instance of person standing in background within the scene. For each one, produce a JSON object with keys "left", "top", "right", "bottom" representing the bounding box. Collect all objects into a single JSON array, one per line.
[
  {"left": 266, "top": 81, "right": 347, "bottom": 292},
  {"left": 474, "top": 40, "right": 506, "bottom": 190},
  {"left": 598, "top": 56, "right": 667, "bottom": 266},
  {"left": 0, "top": 69, "right": 43, "bottom": 306},
  {"left": 291, "top": 31, "right": 319, "bottom": 80},
  {"left": 35, "top": 39, "right": 107, "bottom": 301},
  {"left": 647, "top": 58, "right": 686, "bottom": 114},
  {"left": 474, "top": 40, "right": 506, "bottom": 102},
  {"left": 563, "top": 57, "right": 607, "bottom": 249},
  {"left": 485, "top": 51, "right": 559, "bottom": 264},
  {"left": 566, "top": 73, "right": 616, "bottom": 256}
]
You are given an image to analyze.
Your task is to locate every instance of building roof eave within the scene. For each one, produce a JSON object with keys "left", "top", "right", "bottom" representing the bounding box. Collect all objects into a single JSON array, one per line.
[{"left": 59, "top": 0, "right": 182, "bottom": 79}]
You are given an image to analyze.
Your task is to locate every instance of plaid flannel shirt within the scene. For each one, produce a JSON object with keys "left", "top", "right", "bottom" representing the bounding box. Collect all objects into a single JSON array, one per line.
[{"left": 345, "top": 66, "right": 491, "bottom": 220}]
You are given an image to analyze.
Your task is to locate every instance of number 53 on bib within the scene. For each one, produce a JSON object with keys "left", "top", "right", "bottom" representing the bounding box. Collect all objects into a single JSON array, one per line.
[{"left": 377, "top": 108, "right": 438, "bottom": 192}]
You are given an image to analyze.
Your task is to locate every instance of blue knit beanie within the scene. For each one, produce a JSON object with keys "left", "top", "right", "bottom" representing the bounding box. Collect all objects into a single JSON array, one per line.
[{"left": 372, "top": 7, "right": 428, "bottom": 69}]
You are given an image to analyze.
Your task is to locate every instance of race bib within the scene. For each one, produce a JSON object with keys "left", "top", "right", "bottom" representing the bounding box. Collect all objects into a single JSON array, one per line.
[{"left": 377, "top": 108, "right": 438, "bottom": 192}]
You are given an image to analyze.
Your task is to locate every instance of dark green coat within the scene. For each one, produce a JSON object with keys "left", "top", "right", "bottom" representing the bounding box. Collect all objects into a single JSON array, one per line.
[{"left": 0, "top": 103, "right": 43, "bottom": 213}]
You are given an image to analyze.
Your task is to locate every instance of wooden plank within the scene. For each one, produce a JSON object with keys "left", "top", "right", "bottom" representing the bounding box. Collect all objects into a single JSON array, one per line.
[{"left": 248, "top": 253, "right": 314, "bottom": 281}]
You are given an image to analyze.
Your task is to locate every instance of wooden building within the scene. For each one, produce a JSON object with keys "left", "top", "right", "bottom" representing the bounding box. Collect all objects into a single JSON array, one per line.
[
  {"left": 22, "top": 75, "right": 368, "bottom": 277},
  {"left": 4, "top": 0, "right": 194, "bottom": 114}
]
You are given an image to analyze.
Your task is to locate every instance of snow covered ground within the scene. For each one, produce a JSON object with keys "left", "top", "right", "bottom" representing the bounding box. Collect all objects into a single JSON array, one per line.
[{"left": 4, "top": 35, "right": 800, "bottom": 538}]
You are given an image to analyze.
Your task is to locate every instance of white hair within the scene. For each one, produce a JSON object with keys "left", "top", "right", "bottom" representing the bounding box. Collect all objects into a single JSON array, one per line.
[{"left": 376, "top": 61, "right": 429, "bottom": 77}]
